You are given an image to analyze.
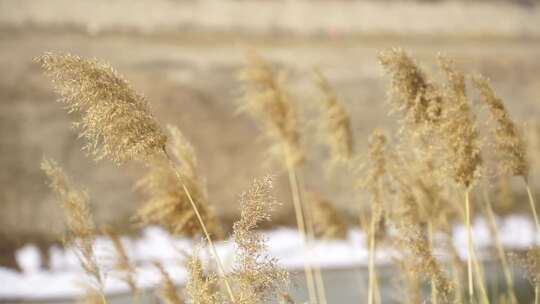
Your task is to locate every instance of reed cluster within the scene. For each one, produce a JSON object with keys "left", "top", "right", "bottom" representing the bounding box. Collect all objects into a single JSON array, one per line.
[{"left": 36, "top": 47, "right": 540, "bottom": 304}]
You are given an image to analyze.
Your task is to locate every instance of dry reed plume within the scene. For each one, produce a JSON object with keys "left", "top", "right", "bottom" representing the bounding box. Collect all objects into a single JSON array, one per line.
[
  {"left": 35, "top": 53, "right": 167, "bottom": 164},
  {"left": 41, "top": 158, "right": 104, "bottom": 293},
  {"left": 102, "top": 226, "right": 138, "bottom": 299},
  {"left": 230, "top": 175, "right": 289, "bottom": 304},
  {"left": 237, "top": 50, "right": 303, "bottom": 167},
  {"left": 378, "top": 48, "right": 444, "bottom": 133},
  {"left": 155, "top": 262, "right": 184, "bottom": 304},
  {"left": 308, "top": 193, "right": 348, "bottom": 240},
  {"left": 313, "top": 70, "right": 353, "bottom": 163},
  {"left": 473, "top": 75, "right": 528, "bottom": 178},
  {"left": 396, "top": 224, "right": 453, "bottom": 303},
  {"left": 37, "top": 52, "right": 234, "bottom": 302},
  {"left": 237, "top": 51, "right": 319, "bottom": 304},
  {"left": 185, "top": 252, "right": 220, "bottom": 304},
  {"left": 135, "top": 125, "right": 222, "bottom": 238},
  {"left": 359, "top": 129, "right": 389, "bottom": 304}
]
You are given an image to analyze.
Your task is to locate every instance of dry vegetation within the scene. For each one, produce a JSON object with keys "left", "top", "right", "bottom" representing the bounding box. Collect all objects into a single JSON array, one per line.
[{"left": 29, "top": 45, "right": 540, "bottom": 304}]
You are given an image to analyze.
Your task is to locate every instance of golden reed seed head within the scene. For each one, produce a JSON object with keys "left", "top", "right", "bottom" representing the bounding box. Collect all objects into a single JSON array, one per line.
[
  {"left": 102, "top": 226, "right": 138, "bottom": 295},
  {"left": 359, "top": 129, "right": 389, "bottom": 227},
  {"left": 41, "top": 157, "right": 103, "bottom": 290},
  {"left": 135, "top": 126, "right": 223, "bottom": 239},
  {"left": 154, "top": 262, "right": 184, "bottom": 304},
  {"left": 379, "top": 48, "right": 444, "bottom": 130},
  {"left": 78, "top": 288, "right": 106, "bottom": 304},
  {"left": 237, "top": 50, "right": 304, "bottom": 167},
  {"left": 511, "top": 246, "right": 540, "bottom": 288},
  {"left": 314, "top": 70, "right": 354, "bottom": 163},
  {"left": 438, "top": 55, "right": 482, "bottom": 188},
  {"left": 396, "top": 224, "right": 454, "bottom": 303},
  {"left": 473, "top": 75, "right": 529, "bottom": 178},
  {"left": 231, "top": 175, "right": 289, "bottom": 304},
  {"left": 186, "top": 252, "right": 220, "bottom": 304},
  {"left": 35, "top": 53, "right": 167, "bottom": 165},
  {"left": 307, "top": 192, "right": 348, "bottom": 240}
]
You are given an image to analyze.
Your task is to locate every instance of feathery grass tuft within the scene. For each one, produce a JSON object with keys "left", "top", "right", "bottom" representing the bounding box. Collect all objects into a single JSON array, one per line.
[
  {"left": 155, "top": 262, "right": 184, "bottom": 304},
  {"left": 379, "top": 48, "right": 444, "bottom": 131},
  {"left": 473, "top": 75, "right": 528, "bottom": 178},
  {"left": 185, "top": 252, "right": 220, "bottom": 304},
  {"left": 308, "top": 193, "right": 348, "bottom": 240},
  {"left": 313, "top": 69, "right": 354, "bottom": 163},
  {"left": 102, "top": 226, "right": 138, "bottom": 298},
  {"left": 135, "top": 125, "right": 222, "bottom": 238},
  {"left": 41, "top": 157, "right": 103, "bottom": 292},
  {"left": 237, "top": 50, "right": 303, "bottom": 167},
  {"left": 230, "top": 175, "right": 289, "bottom": 304},
  {"left": 36, "top": 53, "right": 167, "bottom": 164}
]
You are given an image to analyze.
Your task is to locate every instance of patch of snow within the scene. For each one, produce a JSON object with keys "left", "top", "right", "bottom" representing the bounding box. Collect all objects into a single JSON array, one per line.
[{"left": 1, "top": 215, "right": 538, "bottom": 300}]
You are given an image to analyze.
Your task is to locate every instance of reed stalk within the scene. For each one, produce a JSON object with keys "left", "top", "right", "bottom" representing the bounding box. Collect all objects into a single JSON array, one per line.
[
  {"left": 367, "top": 214, "right": 377, "bottom": 304},
  {"left": 163, "top": 149, "right": 235, "bottom": 303},
  {"left": 482, "top": 187, "right": 517, "bottom": 304},
  {"left": 465, "top": 189, "right": 474, "bottom": 301},
  {"left": 524, "top": 178, "right": 540, "bottom": 236},
  {"left": 298, "top": 174, "right": 328, "bottom": 304},
  {"left": 286, "top": 159, "right": 318, "bottom": 304},
  {"left": 427, "top": 221, "right": 438, "bottom": 304}
]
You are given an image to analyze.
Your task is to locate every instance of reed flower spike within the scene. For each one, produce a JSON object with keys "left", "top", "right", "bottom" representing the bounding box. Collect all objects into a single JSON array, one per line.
[
  {"left": 41, "top": 158, "right": 103, "bottom": 292},
  {"left": 36, "top": 53, "right": 167, "bottom": 164},
  {"left": 313, "top": 69, "right": 353, "bottom": 163},
  {"left": 231, "top": 175, "right": 289, "bottom": 304},
  {"left": 237, "top": 50, "right": 303, "bottom": 167}
]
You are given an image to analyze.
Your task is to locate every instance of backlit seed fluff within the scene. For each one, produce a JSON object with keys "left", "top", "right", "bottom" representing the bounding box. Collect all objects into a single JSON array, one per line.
[
  {"left": 36, "top": 53, "right": 167, "bottom": 164},
  {"left": 438, "top": 55, "right": 482, "bottom": 188},
  {"left": 379, "top": 48, "right": 444, "bottom": 129},
  {"left": 237, "top": 51, "right": 304, "bottom": 167},
  {"left": 314, "top": 70, "right": 354, "bottom": 163},
  {"left": 473, "top": 75, "right": 529, "bottom": 178}
]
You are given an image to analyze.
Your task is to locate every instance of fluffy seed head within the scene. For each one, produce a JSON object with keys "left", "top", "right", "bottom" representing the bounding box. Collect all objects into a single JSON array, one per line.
[
  {"left": 231, "top": 175, "right": 289, "bottom": 304},
  {"left": 41, "top": 157, "right": 103, "bottom": 290},
  {"left": 102, "top": 226, "right": 138, "bottom": 295},
  {"left": 314, "top": 70, "right": 354, "bottom": 163},
  {"left": 396, "top": 224, "right": 453, "bottom": 302},
  {"left": 379, "top": 48, "right": 444, "bottom": 132},
  {"left": 308, "top": 193, "right": 348, "bottom": 240},
  {"left": 438, "top": 55, "right": 482, "bottom": 188},
  {"left": 185, "top": 251, "right": 220, "bottom": 304},
  {"left": 511, "top": 246, "right": 540, "bottom": 288},
  {"left": 237, "top": 51, "right": 303, "bottom": 167},
  {"left": 155, "top": 262, "right": 184, "bottom": 304},
  {"left": 135, "top": 125, "right": 222, "bottom": 238},
  {"left": 473, "top": 75, "right": 528, "bottom": 178},
  {"left": 36, "top": 53, "right": 167, "bottom": 164}
]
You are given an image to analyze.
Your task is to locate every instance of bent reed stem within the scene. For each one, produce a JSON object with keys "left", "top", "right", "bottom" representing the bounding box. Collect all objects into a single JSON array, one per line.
[
  {"left": 481, "top": 187, "right": 517, "bottom": 304},
  {"left": 524, "top": 178, "right": 540, "bottom": 236},
  {"left": 427, "top": 221, "right": 437, "bottom": 304},
  {"left": 286, "top": 159, "right": 318, "bottom": 304},
  {"left": 163, "top": 149, "right": 236, "bottom": 303},
  {"left": 297, "top": 172, "right": 328, "bottom": 304},
  {"left": 368, "top": 214, "right": 376, "bottom": 304},
  {"left": 465, "top": 189, "right": 474, "bottom": 302}
]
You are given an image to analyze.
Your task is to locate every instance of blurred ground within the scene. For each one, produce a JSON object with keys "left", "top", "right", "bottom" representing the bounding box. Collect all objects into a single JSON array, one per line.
[{"left": 1, "top": 0, "right": 540, "bottom": 268}]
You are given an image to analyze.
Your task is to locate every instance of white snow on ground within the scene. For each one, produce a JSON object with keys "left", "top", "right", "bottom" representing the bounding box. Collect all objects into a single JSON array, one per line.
[{"left": 1, "top": 215, "right": 538, "bottom": 300}]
